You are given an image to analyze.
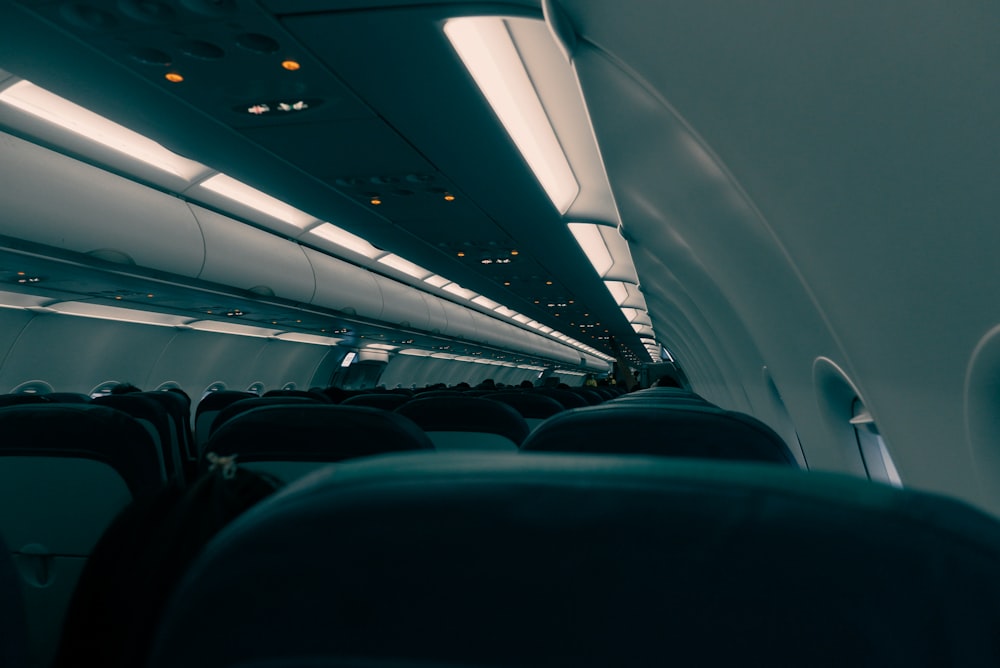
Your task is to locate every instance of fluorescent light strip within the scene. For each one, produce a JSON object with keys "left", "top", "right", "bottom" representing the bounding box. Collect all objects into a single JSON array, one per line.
[
  {"left": 471, "top": 296, "right": 501, "bottom": 310},
  {"left": 605, "top": 281, "right": 648, "bottom": 309},
  {"left": 442, "top": 283, "right": 479, "bottom": 301},
  {"left": 309, "top": 223, "right": 385, "bottom": 259},
  {"left": 399, "top": 348, "right": 434, "bottom": 357},
  {"left": 47, "top": 301, "right": 193, "bottom": 327},
  {"left": 0, "top": 291, "right": 55, "bottom": 310},
  {"left": 444, "top": 17, "right": 579, "bottom": 214},
  {"left": 424, "top": 274, "right": 451, "bottom": 288},
  {"left": 567, "top": 223, "right": 614, "bottom": 276},
  {"left": 0, "top": 80, "right": 207, "bottom": 181},
  {"left": 274, "top": 332, "right": 344, "bottom": 346},
  {"left": 187, "top": 320, "right": 285, "bottom": 338},
  {"left": 199, "top": 174, "right": 318, "bottom": 229},
  {"left": 365, "top": 343, "right": 399, "bottom": 351},
  {"left": 494, "top": 306, "right": 518, "bottom": 318},
  {"left": 377, "top": 254, "right": 433, "bottom": 280}
]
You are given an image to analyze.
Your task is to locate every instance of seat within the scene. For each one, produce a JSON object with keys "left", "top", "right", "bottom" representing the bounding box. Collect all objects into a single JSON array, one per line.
[
  {"left": 202, "top": 404, "right": 433, "bottom": 482},
  {"left": 395, "top": 396, "right": 529, "bottom": 451},
  {"left": 570, "top": 388, "right": 604, "bottom": 405},
  {"left": 521, "top": 404, "right": 797, "bottom": 466},
  {"left": 262, "top": 389, "right": 332, "bottom": 402},
  {"left": 535, "top": 388, "right": 589, "bottom": 409},
  {"left": 0, "top": 532, "right": 28, "bottom": 668},
  {"left": 0, "top": 404, "right": 161, "bottom": 668},
  {"left": 43, "top": 392, "right": 92, "bottom": 403},
  {"left": 93, "top": 394, "right": 175, "bottom": 483},
  {"left": 140, "top": 390, "right": 196, "bottom": 483},
  {"left": 149, "top": 452, "right": 1000, "bottom": 667},
  {"left": 340, "top": 392, "right": 411, "bottom": 411},
  {"left": 194, "top": 390, "right": 257, "bottom": 448},
  {"left": 205, "top": 396, "right": 324, "bottom": 451},
  {"left": 485, "top": 391, "right": 565, "bottom": 430}
]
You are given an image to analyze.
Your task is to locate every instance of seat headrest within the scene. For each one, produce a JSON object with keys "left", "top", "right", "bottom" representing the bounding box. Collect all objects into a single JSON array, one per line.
[
  {"left": 150, "top": 452, "right": 1000, "bottom": 667},
  {"left": 521, "top": 404, "right": 797, "bottom": 466},
  {"left": 534, "top": 388, "right": 589, "bottom": 409},
  {"left": 0, "top": 404, "right": 162, "bottom": 498},
  {"left": 340, "top": 393, "right": 411, "bottom": 411},
  {"left": 209, "top": 396, "right": 323, "bottom": 439},
  {"left": 395, "top": 396, "right": 530, "bottom": 445},
  {"left": 486, "top": 391, "right": 565, "bottom": 419},
  {"left": 205, "top": 404, "right": 433, "bottom": 465},
  {"left": 195, "top": 390, "right": 256, "bottom": 415}
]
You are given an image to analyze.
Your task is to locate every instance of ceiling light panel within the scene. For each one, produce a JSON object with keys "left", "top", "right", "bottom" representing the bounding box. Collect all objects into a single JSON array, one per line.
[
  {"left": 187, "top": 320, "right": 285, "bottom": 338},
  {"left": 605, "top": 281, "right": 648, "bottom": 309},
  {"left": 197, "top": 174, "right": 319, "bottom": 230},
  {"left": 444, "top": 17, "right": 579, "bottom": 214},
  {"left": 308, "top": 223, "right": 386, "bottom": 260},
  {"left": 47, "top": 301, "right": 193, "bottom": 327},
  {"left": 377, "top": 254, "right": 433, "bottom": 280},
  {"left": 442, "top": 283, "right": 479, "bottom": 301},
  {"left": 0, "top": 80, "right": 207, "bottom": 182},
  {"left": 567, "top": 222, "right": 639, "bottom": 284},
  {"left": 274, "top": 332, "right": 344, "bottom": 346}
]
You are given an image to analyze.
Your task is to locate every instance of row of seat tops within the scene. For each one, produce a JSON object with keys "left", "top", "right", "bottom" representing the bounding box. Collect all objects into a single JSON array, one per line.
[{"left": 147, "top": 451, "right": 1000, "bottom": 667}]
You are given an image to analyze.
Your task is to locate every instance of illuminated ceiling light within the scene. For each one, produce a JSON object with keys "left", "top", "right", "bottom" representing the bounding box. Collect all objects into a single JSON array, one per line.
[
  {"left": 444, "top": 17, "right": 579, "bottom": 214},
  {"left": 308, "top": 223, "right": 386, "bottom": 260},
  {"left": 494, "top": 306, "right": 517, "bottom": 318},
  {"left": 621, "top": 308, "right": 652, "bottom": 326},
  {"left": 398, "top": 348, "right": 434, "bottom": 357},
  {"left": 377, "top": 254, "right": 433, "bottom": 280},
  {"left": 187, "top": 320, "right": 284, "bottom": 338},
  {"left": 510, "top": 250, "right": 519, "bottom": 256},
  {"left": 0, "top": 80, "right": 207, "bottom": 180},
  {"left": 366, "top": 343, "right": 399, "bottom": 351},
  {"left": 538, "top": 325, "right": 554, "bottom": 334},
  {"left": 0, "top": 291, "right": 53, "bottom": 310},
  {"left": 444, "top": 193, "right": 456, "bottom": 201},
  {"left": 472, "top": 296, "right": 501, "bottom": 310},
  {"left": 424, "top": 274, "right": 451, "bottom": 288},
  {"left": 512, "top": 314, "right": 532, "bottom": 324},
  {"left": 198, "top": 174, "right": 319, "bottom": 229},
  {"left": 567, "top": 222, "right": 639, "bottom": 283},
  {"left": 281, "top": 59, "right": 301, "bottom": 71},
  {"left": 165, "top": 72, "right": 185, "bottom": 83},
  {"left": 503, "top": 281, "right": 511, "bottom": 286},
  {"left": 456, "top": 251, "right": 466, "bottom": 257},
  {"left": 632, "top": 323, "right": 655, "bottom": 337},
  {"left": 370, "top": 198, "right": 382, "bottom": 205},
  {"left": 274, "top": 332, "right": 343, "bottom": 346},
  {"left": 604, "top": 281, "right": 648, "bottom": 309},
  {"left": 442, "top": 283, "right": 479, "bottom": 300},
  {"left": 47, "top": 302, "right": 193, "bottom": 328}
]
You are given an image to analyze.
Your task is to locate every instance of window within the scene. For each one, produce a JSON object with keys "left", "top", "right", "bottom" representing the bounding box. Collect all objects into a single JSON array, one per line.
[
  {"left": 11, "top": 380, "right": 54, "bottom": 395},
  {"left": 89, "top": 380, "right": 120, "bottom": 398},
  {"left": 850, "top": 399, "right": 902, "bottom": 487},
  {"left": 200, "top": 381, "right": 227, "bottom": 402},
  {"left": 247, "top": 382, "right": 265, "bottom": 395}
]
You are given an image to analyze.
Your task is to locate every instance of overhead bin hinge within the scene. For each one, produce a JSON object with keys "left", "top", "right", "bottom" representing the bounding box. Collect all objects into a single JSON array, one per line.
[{"left": 542, "top": 0, "right": 578, "bottom": 62}]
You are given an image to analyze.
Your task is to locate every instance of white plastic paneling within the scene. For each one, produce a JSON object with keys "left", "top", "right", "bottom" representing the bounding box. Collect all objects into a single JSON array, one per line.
[
  {"left": 439, "top": 299, "right": 479, "bottom": 342},
  {"left": 0, "top": 131, "right": 204, "bottom": 275},
  {"left": 190, "top": 204, "right": 315, "bottom": 302},
  {"left": 304, "top": 247, "right": 383, "bottom": 319},
  {"left": 374, "top": 274, "right": 432, "bottom": 331}
]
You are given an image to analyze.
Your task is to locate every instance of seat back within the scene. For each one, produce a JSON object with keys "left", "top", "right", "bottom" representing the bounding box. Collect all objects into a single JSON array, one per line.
[
  {"left": 0, "top": 404, "right": 160, "bottom": 668},
  {"left": 340, "top": 392, "right": 411, "bottom": 411},
  {"left": 395, "top": 396, "right": 529, "bottom": 451},
  {"left": 203, "top": 404, "right": 434, "bottom": 482},
  {"left": 149, "top": 452, "right": 1000, "bottom": 667},
  {"left": 93, "top": 394, "right": 174, "bottom": 483},
  {"left": 485, "top": 391, "right": 565, "bottom": 430},
  {"left": 141, "top": 390, "right": 196, "bottom": 483},
  {"left": 521, "top": 404, "right": 798, "bottom": 466},
  {"left": 0, "top": 532, "right": 28, "bottom": 668},
  {"left": 205, "top": 396, "right": 321, "bottom": 452},
  {"left": 194, "top": 391, "right": 256, "bottom": 448},
  {"left": 535, "top": 388, "right": 589, "bottom": 409}
]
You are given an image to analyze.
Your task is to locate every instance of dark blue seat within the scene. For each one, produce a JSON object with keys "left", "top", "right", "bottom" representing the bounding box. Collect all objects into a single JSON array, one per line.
[
  {"left": 535, "top": 388, "right": 589, "bottom": 409},
  {"left": 341, "top": 392, "right": 411, "bottom": 411},
  {"left": 0, "top": 532, "right": 28, "bottom": 668},
  {"left": 203, "top": 404, "right": 434, "bottom": 482},
  {"left": 395, "top": 396, "right": 529, "bottom": 451},
  {"left": 194, "top": 390, "right": 257, "bottom": 448},
  {"left": 205, "top": 396, "right": 323, "bottom": 450},
  {"left": 0, "top": 404, "right": 161, "bottom": 668},
  {"left": 93, "top": 394, "right": 175, "bottom": 483},
  {"left": 521, "top": 404, "right": 797, "bottom": 466},
  {"left": 149, "top": 452, "right": 1000, "bottom": 667},
  {"left": 485, "top": 391, "right": 565, "bottom": 430}
]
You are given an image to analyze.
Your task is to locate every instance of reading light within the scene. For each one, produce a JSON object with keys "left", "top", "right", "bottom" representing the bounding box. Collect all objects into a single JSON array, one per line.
[
  {"left": 165, "top": 72, "right": 184, "bottom": 83},
  {"left": 0, "top": 80, "right": 207, "bottom": 180},
  {"left": 377, "top": 254, "right": 433, "bottom": 280},
  {"left": 308, "top": 223, "right": 386, "bottom": 260},
  {"left": 281, "top": 60, "right": 301, "bottom": 71},
  {"left": 370, "top": 198, "right": 382, "bottom": 206},
  {"left": 444, "top": 194, "right": 456, "bottom": 201},
  {"left": 198, "top": 174, "right": 319, "bottom": 229},
  {"left": 444, "top": 17, "right": 579, "bottom": 214}
]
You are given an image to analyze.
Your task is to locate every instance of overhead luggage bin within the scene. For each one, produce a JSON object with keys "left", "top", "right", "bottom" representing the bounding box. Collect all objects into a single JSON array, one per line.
[
  {"left": 0, "top": 131, "right": 204, "bottom": 276},
  {"left": 304, "top": 247, "right": 384, "bottom": 321}
]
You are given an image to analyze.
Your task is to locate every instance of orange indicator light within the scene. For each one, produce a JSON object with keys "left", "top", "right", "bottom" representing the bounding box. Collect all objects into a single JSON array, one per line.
[
  {"left": 282, "top": 60, "right": 301, "bottom": 71},
  {"left": 165, "top": 72, "right": 184, "bottom": 83}
]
